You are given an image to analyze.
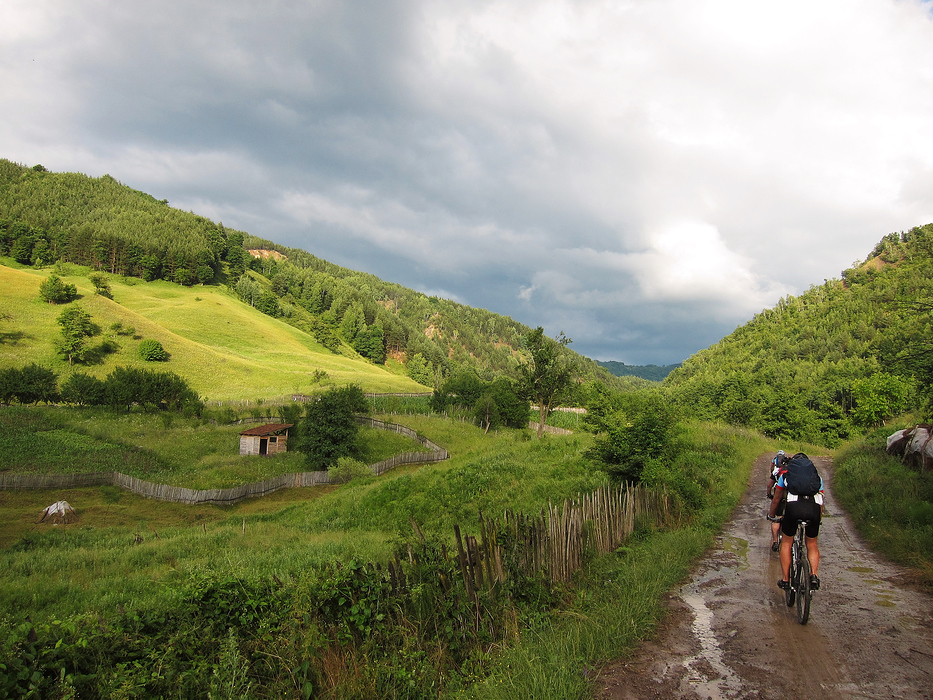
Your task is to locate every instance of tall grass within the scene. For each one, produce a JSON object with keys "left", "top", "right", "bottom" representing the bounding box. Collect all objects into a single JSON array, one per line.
[
  {"left": 446, "top": 528, "right": 711, "bottom": 700},
  {"left": 833, "top": 424, "right": 933, "bottom": 589}
]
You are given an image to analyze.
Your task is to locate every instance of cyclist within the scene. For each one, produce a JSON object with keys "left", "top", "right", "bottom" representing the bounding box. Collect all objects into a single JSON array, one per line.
[
  {"left": 767, "top": 451, "right": 788, "bottom": 551},
  {"left": 768, "top": 460, "right": 823, "bottom": 591}
]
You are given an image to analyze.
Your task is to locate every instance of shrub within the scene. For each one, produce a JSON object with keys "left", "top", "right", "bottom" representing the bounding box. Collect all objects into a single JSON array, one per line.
[
  {"left": 60, "top": 372, "right": 106, "bottom": 405},
  {"left": 328, "top": 456, "right": 372, "bottom": 484},
  {"left": 13, "top": 364, "right": 59, "bottom": 405},
  {"left": 138, "top": 339, "right": 169, "bottom": 362},
  {"left": 39, "top": 274, "right": 77, "bottom": 304},
  {"left": 103, "top": 366, "right": 201, "bottom": 412},
  {"left": 88, "top": 272, "right": 113, "bottom": 299}
]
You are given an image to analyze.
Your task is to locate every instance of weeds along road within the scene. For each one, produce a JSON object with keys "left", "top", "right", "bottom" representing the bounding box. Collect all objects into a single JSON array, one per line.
[{"left": 594, "top": 454, "right": 933, "bottom": 700}]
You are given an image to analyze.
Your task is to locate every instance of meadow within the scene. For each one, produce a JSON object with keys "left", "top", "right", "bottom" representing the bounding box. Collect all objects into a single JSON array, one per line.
[
  {"left": 0, "top": 403, "right": 774, "bottom": 699},
  {"left": 0, "top": 262, "right": 428, "bottom": 401}
]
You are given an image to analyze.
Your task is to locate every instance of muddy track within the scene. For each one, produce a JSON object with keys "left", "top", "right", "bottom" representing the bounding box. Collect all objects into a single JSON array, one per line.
[{"left": 594, "top": 454, "right": 933, "bottom": 699}]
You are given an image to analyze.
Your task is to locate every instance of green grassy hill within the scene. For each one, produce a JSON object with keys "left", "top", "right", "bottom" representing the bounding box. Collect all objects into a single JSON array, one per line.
[
  {"left": 0, "top": 159, "right": 635, "bottom": 394},
  {"left": 0, "top": 262, "right": 428, "bottom": 401}
]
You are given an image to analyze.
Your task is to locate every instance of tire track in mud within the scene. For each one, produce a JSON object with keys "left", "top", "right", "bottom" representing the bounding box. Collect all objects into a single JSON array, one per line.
[{"left": 594, "top": 454, "right": 933, "bottom": 700}]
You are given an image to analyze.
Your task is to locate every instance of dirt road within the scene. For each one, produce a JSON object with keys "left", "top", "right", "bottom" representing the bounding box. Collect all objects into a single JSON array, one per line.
[{"left": 595, "top": 454, "right": 933, "bottom": 699}]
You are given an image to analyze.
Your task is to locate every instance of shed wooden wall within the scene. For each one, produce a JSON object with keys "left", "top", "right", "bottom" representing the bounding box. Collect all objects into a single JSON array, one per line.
[{"left": 239, "top": 434, "right": 289, "bottom": 456}]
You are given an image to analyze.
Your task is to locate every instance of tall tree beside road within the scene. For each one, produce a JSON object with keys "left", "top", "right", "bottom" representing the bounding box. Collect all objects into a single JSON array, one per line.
[{"left": 519, "top": 327, "right": 577, "bottom": 437}]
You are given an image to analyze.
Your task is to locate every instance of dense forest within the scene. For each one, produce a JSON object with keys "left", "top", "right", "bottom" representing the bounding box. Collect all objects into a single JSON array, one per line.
[
  {"left": 664, "top": 225, "right": 933, "bottom": 445},
  {"left": 0, "top": 159, "right": 635, "bottom": 392},
  {"left": 598, "top": 360, "right": 680, "bottom": 382}
]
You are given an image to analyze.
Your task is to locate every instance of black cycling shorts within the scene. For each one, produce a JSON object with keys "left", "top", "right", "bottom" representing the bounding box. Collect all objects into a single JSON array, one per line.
[{"left": 781, "top": 498, "right": 821, "bottom": 538}]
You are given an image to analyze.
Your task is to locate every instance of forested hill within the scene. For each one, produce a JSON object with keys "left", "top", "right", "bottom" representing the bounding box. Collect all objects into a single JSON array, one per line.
[
  {"left": 0, "top": 158, "right": 635, "bottom": 390},
  {"left": 597, "top": 360, "right": 680, "bottom": 382},
  {"left": 664, "top": 225, "right": 933, "bottom": 446}
]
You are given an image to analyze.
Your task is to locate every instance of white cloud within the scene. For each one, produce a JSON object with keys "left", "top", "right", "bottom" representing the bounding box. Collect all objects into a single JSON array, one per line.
[{"left": 631, "top": 221, "right": 789, "bottom": 312}]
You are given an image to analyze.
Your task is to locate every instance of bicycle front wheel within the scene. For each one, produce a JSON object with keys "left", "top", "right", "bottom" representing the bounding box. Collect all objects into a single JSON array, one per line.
[{"left": 796, "top": 551, "right": 811, "bottom": 624}]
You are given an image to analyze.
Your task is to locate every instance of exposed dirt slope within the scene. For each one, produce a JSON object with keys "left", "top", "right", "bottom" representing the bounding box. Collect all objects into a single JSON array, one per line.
[{"left": 594, "top": 454, "right": 933, "bottom": 700}]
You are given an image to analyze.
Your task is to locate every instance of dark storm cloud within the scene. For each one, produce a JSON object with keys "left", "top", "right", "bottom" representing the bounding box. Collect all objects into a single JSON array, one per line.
[{"left": 2, "top": 0, "right": 933, "bottom": 364}]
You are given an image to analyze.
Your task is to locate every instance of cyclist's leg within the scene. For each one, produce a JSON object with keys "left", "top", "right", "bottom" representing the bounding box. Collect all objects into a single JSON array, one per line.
[
  {"left": 779, "top": 534, "right": 792, "bottom": 581},
  {"left": 806, "top": 536, "right": 820, "bottom": 577},
  {"left": 771, "top": 497, "right": 785, "bottom": 550},
  {"left": 778, "top": 505, "right": 798, "bottom": 585},
  {"left": 803, "top": 501, "right": 822, "bottom": 588}
]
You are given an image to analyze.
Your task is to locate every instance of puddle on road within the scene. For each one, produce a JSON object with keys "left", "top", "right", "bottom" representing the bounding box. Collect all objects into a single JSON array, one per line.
[
  {"left": 720, "top": 536, "right": 750, "bottom": 571},
  {"left": 680, "top": 587, "right": 744, "bottom": 700},
  {"left": 845, "top": 565, "right": 899, "bottom": 609}
]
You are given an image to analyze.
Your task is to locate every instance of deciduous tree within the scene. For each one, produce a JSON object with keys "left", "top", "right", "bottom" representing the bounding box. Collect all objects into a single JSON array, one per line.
[
  {"left": 294, "top": 385, "right": 369, "bottom": 470},
  {"left": 519, "top": 327, "right": 577, "bottom": 437},
  {"left": 55, "top": 305, "right": 98, "bottom": 365}
]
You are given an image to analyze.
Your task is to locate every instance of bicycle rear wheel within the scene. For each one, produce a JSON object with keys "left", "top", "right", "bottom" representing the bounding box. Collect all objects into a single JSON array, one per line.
[
  {"left": 785, "top": 537, "right": 798, "bottom": 607},
  {"left": 796, "top": 549, "right": 811, "bottom": 624}
]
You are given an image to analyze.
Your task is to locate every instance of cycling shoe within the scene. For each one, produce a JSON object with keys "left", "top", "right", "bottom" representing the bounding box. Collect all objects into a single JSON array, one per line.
[
  {"left": 771, "top": 541, "right": 780, "bottom": 552},
  {"left": 809, "top": 575, "right": 820, "bottom": 590},
  {"left": 777, "top": 579, "right": 791, "bottom": 590}
]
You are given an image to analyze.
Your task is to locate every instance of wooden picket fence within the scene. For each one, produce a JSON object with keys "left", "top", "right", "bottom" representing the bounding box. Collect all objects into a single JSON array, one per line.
[
  {"left": 466, "top": 484, "right": 670, "bottom": 587},
  {"left": 385, "top": 483, "right": 671, "bottom": 607},
  {"left": 0, "top": 418, "right": 447, "bottom": 504}
]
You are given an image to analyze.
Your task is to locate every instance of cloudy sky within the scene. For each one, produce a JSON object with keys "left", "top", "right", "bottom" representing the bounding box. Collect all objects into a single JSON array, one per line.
[{"left": 3, "top": 0, "right": 933, "bottom": 365}]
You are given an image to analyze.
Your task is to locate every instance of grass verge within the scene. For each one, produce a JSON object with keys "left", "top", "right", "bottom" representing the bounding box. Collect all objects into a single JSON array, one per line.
[{"left": 833, "top": 423, "right": 933, "bottom": 590}]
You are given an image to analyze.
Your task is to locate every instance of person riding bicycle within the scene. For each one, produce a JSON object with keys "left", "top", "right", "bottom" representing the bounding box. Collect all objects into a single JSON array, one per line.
[
  {"left": 768, "top": 456, "right": 823, "bottom": 591},
  {"left": 767, "top": 451, "right": 788, "bottom": 551}
]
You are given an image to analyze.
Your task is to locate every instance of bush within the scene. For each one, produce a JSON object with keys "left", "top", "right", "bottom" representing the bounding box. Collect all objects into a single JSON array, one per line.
[
  {"left": 60, "top": 372, "right": 106, "bottom": 405},
  {"left": 103, "top": 366, "right": 201, "bottom": 413},
  {"left": 9, "top": 364, "right": 59, "bottom": 405},
  {"left": 39, "top": 274, "right": 77, "bottom": 304},
  {"left": 328, "top": 457, "right": 372, "bottom": 484},
  {"left": 138, "top": 339, "right": 169, "bottom": 362},
  {"left": 585, "top": 391, "right": 678, "bottom": 483},
  {"left": 87, "top": 272, "right": 113, "bottom": 299}
]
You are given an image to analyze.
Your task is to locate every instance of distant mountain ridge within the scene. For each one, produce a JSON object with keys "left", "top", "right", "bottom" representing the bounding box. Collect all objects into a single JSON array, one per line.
[{"left": 597, "top": 360, "right": 680, "bottom": 382}]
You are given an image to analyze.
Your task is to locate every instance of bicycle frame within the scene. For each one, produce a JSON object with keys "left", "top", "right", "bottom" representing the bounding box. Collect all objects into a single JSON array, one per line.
[{"left": 785, "top": 519, "right": 812, "bottom": 624}]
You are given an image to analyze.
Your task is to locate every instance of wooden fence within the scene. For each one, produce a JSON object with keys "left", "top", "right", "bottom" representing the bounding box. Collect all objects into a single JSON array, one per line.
[
  {"left": 463, "top": 484, "right": 670, "bottom": 588},
  {"left": 0, "top": 419, "right": 447, "bottom": 504},
  {"left": 386, "top": 483, "right": 672, "bottom": 608}
]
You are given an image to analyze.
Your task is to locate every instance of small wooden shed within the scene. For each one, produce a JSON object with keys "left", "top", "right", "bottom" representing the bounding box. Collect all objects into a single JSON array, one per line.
[{"left": 239, "top": 423, "right": 294, "bottom": 456}]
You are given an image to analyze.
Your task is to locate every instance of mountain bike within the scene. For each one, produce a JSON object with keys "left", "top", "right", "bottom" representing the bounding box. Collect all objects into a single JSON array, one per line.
[{"left": 768, "top": 516, "right": 812, "bottom": 624}]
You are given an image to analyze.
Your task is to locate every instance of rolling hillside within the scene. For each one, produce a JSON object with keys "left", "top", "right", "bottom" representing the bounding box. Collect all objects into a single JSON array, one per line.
[
  {"left": 0, "top": 263, "right": 427, "bottom": 401},
  {"left": 0, "top": 159, "right": 630, "bottom": 396}
]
